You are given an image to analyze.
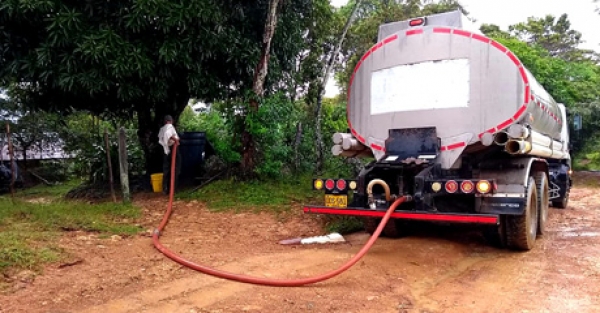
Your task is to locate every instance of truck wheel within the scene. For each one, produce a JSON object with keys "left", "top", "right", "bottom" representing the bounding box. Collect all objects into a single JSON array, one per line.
[
  {"left": 482, "top": 216, "right": 506, "bottom": 248},
  {"left": 534, "top": 171, "right": 549, "bottom": 236},
  {"left": 506, "top": 176, "right": 538, "bottom": 251},
  {"left": 363, "top": 217, "right": 379, "bottom": 235},
  {"left": 362, "top": 217, "right": 409, "bottom": 238},
  {"left": 552, "top": 189, "right": 569, "bottom": 209}
]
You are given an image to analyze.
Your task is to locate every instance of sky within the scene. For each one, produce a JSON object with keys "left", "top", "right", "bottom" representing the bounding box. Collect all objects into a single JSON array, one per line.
[{"left": 326, "top": 0, "right": 600, "bottom": 96}]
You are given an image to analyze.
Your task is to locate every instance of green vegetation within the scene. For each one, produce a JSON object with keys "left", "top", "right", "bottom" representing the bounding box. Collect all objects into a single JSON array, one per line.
[
  {"left": 324, "top": 216, "right": 364, "bottom": 234},
  {"left": 482, "top": 14, "right": 600, "bottom": 169},
  {"left": 15, "top": 180, "right": 82, "bottom": 199},
  {"left": 0, "top": 184, "right": 142, "bottom": 275},
  {"left": 181, "top": 176, "right": 319, "bottom": 213}
]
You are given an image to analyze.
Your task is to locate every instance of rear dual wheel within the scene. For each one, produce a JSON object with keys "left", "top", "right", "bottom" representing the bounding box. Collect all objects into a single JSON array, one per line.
[
  {"left": 535, "top": 171, "right": 549, "bottom": 236},
  {"left": 486, "top": 173, "right": 546, "bottom": 250},
  {"left": 552, "top": 189, "right": 569, "bottom": 209},
  {"left": 505, "top": 176, "right": 539, "bottom": 250},
  {"left": 363, "top": 217, "right": 410, "bottom": 238}
]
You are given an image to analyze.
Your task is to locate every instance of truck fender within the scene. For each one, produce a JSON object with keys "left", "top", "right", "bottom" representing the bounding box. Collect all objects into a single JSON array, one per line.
[{"left": 476, "top": 157, "right": 548, "bottom": 215}]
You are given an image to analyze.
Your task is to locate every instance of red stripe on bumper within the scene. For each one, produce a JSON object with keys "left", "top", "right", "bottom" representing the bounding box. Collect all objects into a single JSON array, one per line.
[{"left": 303, "top": 207, "right": 498, "bottom": 224}]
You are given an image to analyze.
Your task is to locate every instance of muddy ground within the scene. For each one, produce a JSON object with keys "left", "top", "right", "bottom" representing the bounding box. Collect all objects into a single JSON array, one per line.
[{"left": 1, "top": 173, "right": 599, "bottom": 313}]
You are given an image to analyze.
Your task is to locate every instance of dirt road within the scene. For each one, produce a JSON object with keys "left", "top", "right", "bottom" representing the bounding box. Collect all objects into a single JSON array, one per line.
[{"left": 2, "top": 174, "right": 600, "bottom": 313}]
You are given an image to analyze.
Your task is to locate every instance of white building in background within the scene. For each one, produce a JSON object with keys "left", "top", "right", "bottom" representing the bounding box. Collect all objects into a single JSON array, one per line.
[
  {"left": 0, "top": 134, "right": 73, "bottom": 162},
  {"left": 189, "top": 99, "right": 211, "bottom": 114}
]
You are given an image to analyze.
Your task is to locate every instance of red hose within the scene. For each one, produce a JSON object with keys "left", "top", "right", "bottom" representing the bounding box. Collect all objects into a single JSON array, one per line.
[{"left": 152, "top": 142, "right": 407, "bottom": 286}]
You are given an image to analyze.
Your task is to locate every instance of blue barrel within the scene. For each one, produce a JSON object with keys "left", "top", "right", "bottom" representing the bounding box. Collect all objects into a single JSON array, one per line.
[{"left": 178, "top": 132, "right": 206, "bottom": 184}]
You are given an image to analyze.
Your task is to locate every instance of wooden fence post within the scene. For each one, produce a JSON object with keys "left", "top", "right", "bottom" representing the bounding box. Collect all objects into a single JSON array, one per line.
[
  {"left": 105, "top": 129, "right": 117, "bottom": 203},
  {"left": 118, "top": 127, "right": 130, "bottom": 203},
  {"left": 6, "top": 123, "right": 15, "bottom": 198}
]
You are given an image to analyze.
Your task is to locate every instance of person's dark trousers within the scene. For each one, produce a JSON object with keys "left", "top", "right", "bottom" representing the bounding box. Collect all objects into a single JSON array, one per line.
[{"left": 162, "top": 150, "right": 181, "bottom": 194}]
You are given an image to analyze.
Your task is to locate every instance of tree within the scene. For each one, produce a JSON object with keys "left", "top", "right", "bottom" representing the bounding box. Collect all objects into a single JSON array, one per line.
[
  {"left": 314, "top": 0, "right": 362, "bottom": 173},
  {"left": 508, "top": 14, "right": 594, "bottom": 61},
  {"left": 241, "top": 0, "right": 281, "bottom": 176},
  {"left": 480, "top": 24, "right": 512, "bottom": 39},
  {"left": 492, "top": 37, "right": 600, "bottom": 153},
  {"left": 1, "top": 0, "right": 312, "bottom": 175}
]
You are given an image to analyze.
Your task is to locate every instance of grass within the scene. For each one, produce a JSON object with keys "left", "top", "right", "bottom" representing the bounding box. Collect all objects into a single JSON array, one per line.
[
  {"left": 15, "top": 180, "right": 82, "bottom": 198},
  {"left": 0, "top": 181, "right": 142, "bottom": 276},
  {"left": 0, "top": 226, "right": 61, "bottom": 273},
  {"left": 323, "top": 216, "right": 364, "bottom": 234},
  {"left": 179, "top": 175, "right": 320, "bottom": 212},
  {"left": 180, "top": 175, "right": 367, "bottom": 235}
]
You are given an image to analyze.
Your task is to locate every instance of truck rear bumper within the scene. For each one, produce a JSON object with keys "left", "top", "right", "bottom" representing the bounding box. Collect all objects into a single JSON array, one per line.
[{"left": 303, "top": 206, "right": 499, "bottom": 225}]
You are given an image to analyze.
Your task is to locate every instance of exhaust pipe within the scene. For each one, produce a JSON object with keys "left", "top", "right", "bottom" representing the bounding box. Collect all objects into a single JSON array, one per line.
[
  {"left": 493, "top": 131, "right": 510, "bottom": 146},
  {"left": 505, "top": 139, "right": 532, "bottom": 155}
]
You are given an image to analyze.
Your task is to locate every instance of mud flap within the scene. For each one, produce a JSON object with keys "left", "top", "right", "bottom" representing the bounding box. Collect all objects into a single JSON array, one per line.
[{"left": 478, "top": 197, "right": 526, "bottom": 215}]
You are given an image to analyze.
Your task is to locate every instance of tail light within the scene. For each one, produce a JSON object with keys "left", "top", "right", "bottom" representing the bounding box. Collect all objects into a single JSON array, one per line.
[
  {"left": 409, "top": 18, "right": 426, "bottom": 27},
  {"left": 348, "top": 180, "right": 358, "bottom": 190},
  {"left": 313, "top": 179, "right": 324, "bottom": 190},
  {"left": 445, "top": 180, "right": 458, "bottom": 193},
  {"left": 336, "top": 179, "right": 347, "bottom": 190},
  {"left": 476, "top": 180, "right": 492, "bottom": 194},
  {"left": 325, "top": 179, "right": 335, "bottom": 190},
  {"left": 460, "top": 180, "right": 474, "bottom": 193}
]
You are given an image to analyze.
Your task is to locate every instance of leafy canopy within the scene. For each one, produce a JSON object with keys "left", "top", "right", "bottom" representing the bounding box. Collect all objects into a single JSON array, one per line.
[{"left": 0, "top": 0, "right": 311, "bottom": 120}]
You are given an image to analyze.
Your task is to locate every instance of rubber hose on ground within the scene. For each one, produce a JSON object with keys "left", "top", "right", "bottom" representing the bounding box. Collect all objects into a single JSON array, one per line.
[{"left": 152, "top": 142, "right": 406, "bottom": 287}]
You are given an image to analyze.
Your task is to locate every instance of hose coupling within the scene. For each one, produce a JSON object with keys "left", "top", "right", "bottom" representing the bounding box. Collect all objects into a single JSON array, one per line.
[{"left": 367, "top": 179, "right": 392, "bottom": 209}]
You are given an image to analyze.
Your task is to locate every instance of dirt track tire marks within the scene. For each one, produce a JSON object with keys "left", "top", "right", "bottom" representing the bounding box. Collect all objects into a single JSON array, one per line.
[{"left": 4, "top": 173, "right": 600, "bottom": 313}]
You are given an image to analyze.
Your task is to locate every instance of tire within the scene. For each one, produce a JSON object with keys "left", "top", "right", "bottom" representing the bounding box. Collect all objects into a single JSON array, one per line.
[
  {"left": 552, "top": 189, "right": 569, "bottom": 209},
  {"left": 534, "top": 171, "right": 549, "bottom": 236},
  {"left": 363, "top": 217, "right": 409, "bottom": 238},
  {"left": 363, "top": 217, "right": 379, "bottom": 235},
  {"left": 482, "top": 216, "right": 507, "bottom": 248},
  {"left": 506, "top": 176, "right": 538, "bottom": 251}
]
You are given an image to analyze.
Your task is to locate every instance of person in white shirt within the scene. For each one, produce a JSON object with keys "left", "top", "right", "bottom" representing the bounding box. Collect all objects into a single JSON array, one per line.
[{"left": 158, "top": 115, "right": 181, "bottom": 194}]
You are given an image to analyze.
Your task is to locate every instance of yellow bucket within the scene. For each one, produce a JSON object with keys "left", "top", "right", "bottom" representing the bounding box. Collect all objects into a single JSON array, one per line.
[{"left": 150, "top": 173, "right": 164, "bottom": 193}]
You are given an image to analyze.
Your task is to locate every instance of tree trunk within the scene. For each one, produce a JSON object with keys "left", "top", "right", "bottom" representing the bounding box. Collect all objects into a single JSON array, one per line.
[
  {"left": 240, "top": 0, "right": 281, "bottom": 177},
  {"left": 314, "top": 0, "right": 362, "bottom": 174},
  {"left": 293, "top": 121, "right": 303, "bottom": 172},
  {"left": 314, "top": 87, "right": 325, "bottom": 173}
]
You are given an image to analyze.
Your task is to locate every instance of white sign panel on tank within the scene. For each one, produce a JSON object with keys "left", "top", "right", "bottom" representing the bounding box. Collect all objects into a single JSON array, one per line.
[{"left": 370, "top": 59, "right": 470, "bottom": 115}]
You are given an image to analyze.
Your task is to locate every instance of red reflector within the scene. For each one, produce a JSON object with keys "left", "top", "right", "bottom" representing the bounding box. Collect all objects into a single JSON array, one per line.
[
  {"left": 461, "top": 180, "right": 474, "bottom": 193},
  {"left": 445, "top": 180, "right": 458, "bottom": 193},
  {"left": 325, "top": 179, "right": 335, "bottom": 190},
  {"left": 409, "top": 18, "right": 425, "bottom": 27},
  {"left": 336, "top": 179, "right": 347, "bottom": 190}
]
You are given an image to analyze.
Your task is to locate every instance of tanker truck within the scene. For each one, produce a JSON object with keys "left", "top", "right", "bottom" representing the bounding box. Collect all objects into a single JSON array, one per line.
[{"left": 303, "top": 11, "right": 573, "bottom": 251}]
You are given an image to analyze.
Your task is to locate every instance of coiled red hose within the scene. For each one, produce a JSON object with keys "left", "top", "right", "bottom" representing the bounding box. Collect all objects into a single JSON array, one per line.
[{"left": 152, "top": 142, "right": 406, "bottom": 286}]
